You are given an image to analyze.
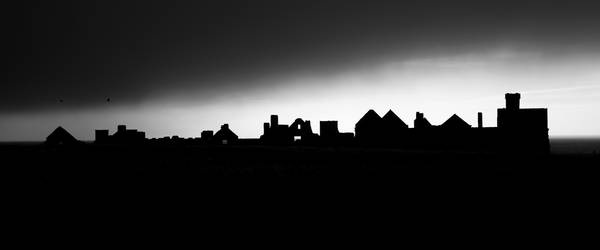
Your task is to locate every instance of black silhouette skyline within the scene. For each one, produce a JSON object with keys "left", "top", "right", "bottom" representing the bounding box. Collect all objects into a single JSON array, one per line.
[
  {"left": 25, "top": 92, "right": 598, "bottom": 180},
  {"left": 44, "top": 93, "right": 542, "bottom": 154},
  {"left": 6, "top": 1, "right": 600, "bottom": 217}
]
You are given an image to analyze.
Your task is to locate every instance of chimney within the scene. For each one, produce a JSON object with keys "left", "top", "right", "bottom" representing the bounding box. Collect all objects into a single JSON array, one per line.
[
  {"left": 117, "top": 125, "right": 126, "bottom": 132},
  {"left": 221, "top": 124, "right": 229, "bottom": 129},
  {"left": 270, "top": 115, "right": 278, "bottom": 127},
  {"left": 505, "top": 93, "right": 521, "bottom": 110},
  {"left": 416, "top": 112, "right": 423, "bottom": 119},
  {"left": 263, "top": 122, "right": 270, "bottom": 135},
  {"left": 414, "top": 112, "right": 423, "bottom": 128},
  {"left": 478, "top": 112, "right": 483, "bottom": 128}
]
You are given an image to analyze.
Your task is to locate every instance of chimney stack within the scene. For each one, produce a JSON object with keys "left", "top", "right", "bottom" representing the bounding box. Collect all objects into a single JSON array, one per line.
[
  {"left": 263, "top": 122, "right": 270, "bottom": 135},
  {"left": 478, "top": 112, "right": 483, "bottom": 128},
  {"left": 270, "top": 115, "right": 278, "bottom": 127},
  {"left": 505, "top": 93, "right": 521, "bottom": 110}
]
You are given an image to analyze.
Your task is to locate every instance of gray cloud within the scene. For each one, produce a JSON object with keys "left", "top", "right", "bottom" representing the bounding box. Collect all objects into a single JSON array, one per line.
[{"left": 4, "top": 0, "right": 600, "bottom": 113}]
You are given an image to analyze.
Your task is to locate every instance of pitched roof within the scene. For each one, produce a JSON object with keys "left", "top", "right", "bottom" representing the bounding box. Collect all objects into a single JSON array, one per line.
[
  {"left": 441, "top": 114, "right": 471, "bottom": 129},
  {"left": 214, "top": 124, "right": 238, "bottom": 140},
  {"left": 356, "top": 109, "right": 381, "bottom": 126},
  {"left": 382, "top": 110, "right": 408, "bottom": 128},
  {"left": 46, "top": 126, "right": 79, "bottom": 145}
]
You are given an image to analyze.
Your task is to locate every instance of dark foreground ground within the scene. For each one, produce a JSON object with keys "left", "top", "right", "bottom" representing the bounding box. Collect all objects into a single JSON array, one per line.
[
  {"left": 4, "top": 140, "right": 599, "bottom": 239},
  {"left": 3, "top": 138, "right": 599, "bottom": 186}
]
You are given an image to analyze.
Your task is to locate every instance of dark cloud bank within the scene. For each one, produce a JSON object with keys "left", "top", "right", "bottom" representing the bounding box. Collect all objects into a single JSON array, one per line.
[{"left": 4, "top": 0, "right": 600, "bottom": 112}]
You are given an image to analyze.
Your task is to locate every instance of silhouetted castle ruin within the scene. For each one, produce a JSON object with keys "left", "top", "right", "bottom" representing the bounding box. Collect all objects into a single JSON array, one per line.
[{"left": 71, "top": 93, "right": 548, "bottom": 153}]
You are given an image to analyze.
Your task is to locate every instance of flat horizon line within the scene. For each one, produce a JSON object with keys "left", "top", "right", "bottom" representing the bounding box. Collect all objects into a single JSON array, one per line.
[{"left": 2, "top": 136, "right": 600, "bottom": 144}]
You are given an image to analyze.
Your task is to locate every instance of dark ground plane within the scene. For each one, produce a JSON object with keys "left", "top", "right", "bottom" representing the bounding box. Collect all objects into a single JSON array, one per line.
[
  {"left": 4, "top": 140, "right": 599, "bottom": 232},
  {"left": 2, "top": 138, "right": 599, "bottom": 187}
]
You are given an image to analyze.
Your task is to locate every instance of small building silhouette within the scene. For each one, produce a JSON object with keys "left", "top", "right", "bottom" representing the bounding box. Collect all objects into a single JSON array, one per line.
[
  {"left": 261, "top": 115, "right": 292, "bottom": 144},
  {"left": 290, "top": 118, "right": 316, "bottom": 141},
  {"left": 261, "top": 115, "right": 317, "bottom": 144},
  {"left": 414, "top": 112, "right": 432, "bottom": 129},
  {"left": 382, "top": 110, "right": 408, "bottom": 129},
  {"left": 355, "top": 109, "right": 382, "bottom": 143},
  {"left": 94, "top": 125, "right": 146, "bottom": 144},
  {"left": 497, "top": 93, "right": 549, "bottom": 153},
  {"left": 319, "top": 120, "right": 353, "bottom": 145},
  {"left": 381, "top": 110, "right": 409, "bottom": 145},
  {"left": 320, "top": 121, "right": 339, "bottom": 139},
  {"left": 214, "top": 124, "right": 238, "bottom": 145},
  {"left": 201, "top": 130, "right": 214, "bottom": 143},
  {"left": 46, "top": 126, "right": 80, "bottom": 146}
]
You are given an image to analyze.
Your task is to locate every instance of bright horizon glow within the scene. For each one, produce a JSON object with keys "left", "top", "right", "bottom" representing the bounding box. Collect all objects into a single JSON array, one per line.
[{"left": 1, "top": 48, "right": 600, "bottom": 141}]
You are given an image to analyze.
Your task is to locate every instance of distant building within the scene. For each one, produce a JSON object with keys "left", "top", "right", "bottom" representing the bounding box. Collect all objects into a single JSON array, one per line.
[
  {"left": 214, "top": 124, "right": 238, "bottom": 145},
  {"left": 355, "top": 109, "right": 382, "bottom": 142},
  {"left": 319, "top": 120, "right": 353, "bottom": 145},
  {"left": 440, "top": 114, "right": 471, "bottom": 129},
  {"left": 201, "top": 130, "right": 214, "bottom": 143},
  {"left": 497, "top": 93, "right": 549, "bottom": 153},
  {"left": 382, "top": 110, "right": 408, "bottom": 130},
  {"left": 356, "top": 109, "right": 409, "bottom": 145},
  {"left": 414, "top": 112, "right": 432, "bottom": 129},
  {"left": 320, "top": 121, "right": 339, "bottom": 139},
  {"left": 46, "top": 126, "right": 81, "bottom": 146},
  {"left": 349, "top": 93, "right": 548, "bottom": 153},
  {"left": 94, "top": 125, "right": 146, "bottom": 144},
  {"left": 381, "top": 110, "right": 409, "bottom": 145},
  {"left": 291, "top": 118, "right": 315, "bottom": 141},
  {"left": 261, "top": 115, "right": 317, "bottom": 144}
]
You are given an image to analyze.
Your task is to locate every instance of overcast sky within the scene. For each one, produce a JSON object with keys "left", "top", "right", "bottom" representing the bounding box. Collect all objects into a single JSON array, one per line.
[{"left": 3, "top": 0, "right": 600, "bottom": 140}]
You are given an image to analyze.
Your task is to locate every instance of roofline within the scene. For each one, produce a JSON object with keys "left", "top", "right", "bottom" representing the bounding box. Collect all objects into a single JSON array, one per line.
[{"left": 498, "top": 108, "right": 547, "bottom": 111}]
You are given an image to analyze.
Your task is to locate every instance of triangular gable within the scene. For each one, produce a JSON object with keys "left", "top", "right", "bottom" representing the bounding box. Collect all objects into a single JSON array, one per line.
[
  {"left": 382, "top": 110, "right": 408, "bottom": 128},
  {"left": 214, "top": 125, "right": 238, "bottom": 139},
  {"left": 422, "top": 118, "right": 431, "bottom": 127},
  {"left": 441, "top": 114, "right": 471, "bottom": 129},
  {"left": 356, "top": 109, "right": 382, "bottom": 126},
  {"left": 46, "top": 126, "right": 80, "bottom": 145}
]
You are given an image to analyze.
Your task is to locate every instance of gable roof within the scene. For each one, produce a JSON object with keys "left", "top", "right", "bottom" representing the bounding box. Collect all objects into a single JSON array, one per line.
[
  {"left": 356, "top": 109, "right": 381, "bottom": 126},
  {"left": 441, "top": 114, "right": 471, "bottom": 129},
  {"left": 46, "top": 126, "right": 80, "bottom": 145},
  {"left": 214, "top": 124, "right": 238, "bottom": 140},
  {"left": 382, "top": 110, "right": 408, "bottom": 128}
]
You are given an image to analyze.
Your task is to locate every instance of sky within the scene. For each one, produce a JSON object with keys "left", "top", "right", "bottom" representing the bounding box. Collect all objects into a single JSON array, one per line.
[{"left": 3, "top": 0, "right": 600, "bottom": 140}]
